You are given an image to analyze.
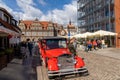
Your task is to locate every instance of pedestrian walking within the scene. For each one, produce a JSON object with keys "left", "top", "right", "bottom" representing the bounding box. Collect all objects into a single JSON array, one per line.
[
  {"left": 34, "top": 41, "right": 40, "bottom": 55},
  {"left": 101, "top": 39, "right": 105, "bottom": 49},
  {"left": 20, "top": 41, "right": 27, "bottom": 58},
  {"left": 87, "top": 40, "right": 92, "bottom": 51}
]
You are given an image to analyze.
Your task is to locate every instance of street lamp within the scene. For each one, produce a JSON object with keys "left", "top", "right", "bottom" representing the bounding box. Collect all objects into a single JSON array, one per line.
[{"left": 67, "top": 24, "right": 71, "bottom": 43}]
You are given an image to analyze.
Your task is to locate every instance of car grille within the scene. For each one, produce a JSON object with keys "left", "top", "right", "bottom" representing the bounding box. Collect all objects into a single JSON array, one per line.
[{"left": 58, "top": 54, "right": 75, "bottom": 69}]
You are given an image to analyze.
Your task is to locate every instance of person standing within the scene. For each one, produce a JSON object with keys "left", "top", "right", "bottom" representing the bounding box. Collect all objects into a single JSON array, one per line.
[
  {"left": 68, "top": 38, "right": 77, "bottom": 56},
  {"left": 72, "top": 38, "right": 78, "bottom": 51},
  {"left": 87, "top": 40, "right": 92, "bottom": 51},
  {"left": 83, "top": 40, "right": 88, "bottom": 52},
  {"left": 92, "top": 39, "right": 97, "bottom": 50},
  {"left": 101, "top": 39, "right": 105, "bottom": 49},
  {"left": 27, "top": 40, "right": 33, "bottom": 56}
]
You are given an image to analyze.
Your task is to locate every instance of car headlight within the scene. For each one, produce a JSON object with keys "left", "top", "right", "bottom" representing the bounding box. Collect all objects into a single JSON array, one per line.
[
  {"left": 73, "top": 60, "right": 77, "bottom": 64},
  {"left": 57, "top": 63, "right": 61, "bottom": 67}
]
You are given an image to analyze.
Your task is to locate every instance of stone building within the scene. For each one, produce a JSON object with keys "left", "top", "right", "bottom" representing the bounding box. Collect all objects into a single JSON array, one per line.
[
  {"left": 67, "top": 21, "right": 77, "bottom": 36},
  {"left": 18, "top": 19, "right": 59, "bottom": 41}
]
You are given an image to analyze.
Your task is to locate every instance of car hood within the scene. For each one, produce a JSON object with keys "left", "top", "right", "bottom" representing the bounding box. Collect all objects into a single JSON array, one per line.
[{"left": 45, "top": 48, "right": 71, "bottom": 58}]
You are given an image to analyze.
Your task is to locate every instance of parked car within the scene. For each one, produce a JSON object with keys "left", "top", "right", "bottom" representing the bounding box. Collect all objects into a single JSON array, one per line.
[{"left": 38, "top": 37, "right": 88, "bottom": 79}]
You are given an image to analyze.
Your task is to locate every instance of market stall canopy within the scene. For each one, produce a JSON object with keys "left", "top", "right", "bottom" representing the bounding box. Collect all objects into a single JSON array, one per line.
[
  {"left": 73, "top": 33, "right": 84, "bottom": 38},
  {"left": 82, "top": 32, "right": 94, "bottom": 38},
  {"left": 93, "top": 30, "right": 117, "bottom": 36},
  {"left": 59, "top": 35, "right": 74, "bottom": 39},
  {"left": 0, "top": 25, "right": 20, "bottom": 36},
  {"left": 73, "top": 32, "right": 94, "bottom": 38}
]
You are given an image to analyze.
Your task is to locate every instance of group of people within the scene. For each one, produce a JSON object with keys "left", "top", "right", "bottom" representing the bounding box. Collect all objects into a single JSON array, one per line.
[
  {"left": 67, "top": 37, "right": 106, "bottom": 55},
  {"left": 20, "top": 39, "right": 39, "bottom": 58},
  {"left": 83, "top": 39, "right": 105, "bottom": 52}
]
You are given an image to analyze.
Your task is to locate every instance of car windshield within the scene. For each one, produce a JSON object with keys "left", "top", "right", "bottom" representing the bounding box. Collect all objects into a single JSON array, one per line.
[{"left": 46, "top": 39, "right": 67, "bottom": 49}]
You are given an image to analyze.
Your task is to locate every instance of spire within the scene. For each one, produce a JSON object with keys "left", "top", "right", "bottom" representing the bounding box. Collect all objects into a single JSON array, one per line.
[
  {"left": 35, "top": 18, "right": 39, "bottom": 21},
  {"left": 69, "top": 19, "right": 71, "bottom": 25}
]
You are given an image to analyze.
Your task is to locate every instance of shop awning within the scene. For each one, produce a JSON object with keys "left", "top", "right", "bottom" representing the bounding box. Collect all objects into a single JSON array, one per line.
[{"left": 0, "top": 25, "right": 20, "bottom": 36}]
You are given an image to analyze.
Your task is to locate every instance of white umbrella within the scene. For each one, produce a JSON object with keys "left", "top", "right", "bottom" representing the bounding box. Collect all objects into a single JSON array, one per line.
[
  {"left": 82, "top": 32, "right": 94, "bottom": 38},
  {"left": 59, "top": 35, "right": 73, "bottom": 39},
  {"left": 93, "top": 30, "right": 117, "bottom": 36},
  {"left": 73, "top": 33, "right": 84, "bottom": 38},
  {"left": 93, "top": 30, "right": 117, "bottom": 47}
]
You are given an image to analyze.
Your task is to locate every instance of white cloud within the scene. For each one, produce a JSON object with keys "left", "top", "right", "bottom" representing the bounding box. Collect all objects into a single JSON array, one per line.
[
  {"left": 0, "top": 0, "right": 77, "bottom": 26},
  {"left": 16, "top": 0, "right": 43, "bottom": 20},
  {"left": 38, "top": 0, "right": 46, "bottom": 5},
  {"left": 40, "top": 0, "right": 77, "bottom": 26}
]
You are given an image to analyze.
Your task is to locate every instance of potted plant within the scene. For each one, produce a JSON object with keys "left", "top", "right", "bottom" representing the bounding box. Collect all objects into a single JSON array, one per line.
[{"left": 5, "top": 48, "right": 14, "bottom": 63}]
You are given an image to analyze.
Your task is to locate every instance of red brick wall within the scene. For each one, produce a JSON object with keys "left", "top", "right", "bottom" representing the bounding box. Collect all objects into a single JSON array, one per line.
[{"left": 114, "top": 0, "right": 120, "bottom": 48}]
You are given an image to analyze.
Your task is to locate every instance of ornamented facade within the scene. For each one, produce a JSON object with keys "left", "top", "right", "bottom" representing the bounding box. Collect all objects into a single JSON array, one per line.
[
  {"left": 67, "top": 21, "right": 77, "bottom": 36},
  {"left": 18, "top": 19, "right": 58, "bottom": 41}
]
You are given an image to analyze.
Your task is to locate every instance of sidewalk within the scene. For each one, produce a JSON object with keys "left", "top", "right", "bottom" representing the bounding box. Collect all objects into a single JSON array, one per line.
[{"left": 0, "top": 48, "right": 41, "bottom": 80}]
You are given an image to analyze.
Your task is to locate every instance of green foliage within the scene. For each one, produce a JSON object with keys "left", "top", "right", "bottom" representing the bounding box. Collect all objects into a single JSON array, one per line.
[{"left": 5, "top": 48, "right": 14, "bottom": 54}]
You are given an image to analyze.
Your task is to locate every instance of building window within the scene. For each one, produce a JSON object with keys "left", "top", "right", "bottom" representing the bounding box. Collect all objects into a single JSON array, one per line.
[
  {"left": 48, "top": 27, "right": 53, "bottom": 30},
  {"left": 32, "top": 32, "right": 36, "bottom": 36},
  {"left": 0, "top": 11, "right": 2, "bottom": 19},
  {"left": 36, "top": 27, "right": 38, "bottom": 30},
  {"left": 26, "top": 32, "right": 31, "bottom": 36},
  {"left": 39, "top": 27, "right": 42, "bottom": 30},
  {"left": 4, "top": 14, "right": 9, "bottom": 22},
  {"left": 106, "top": 23, "right": 109, "bottom": 31},
  {"left": 22, "top": 32, "right": 25, "bottom": 35},
  {"left": 38, "top": 32, "right": 42, "bottom": 36}
]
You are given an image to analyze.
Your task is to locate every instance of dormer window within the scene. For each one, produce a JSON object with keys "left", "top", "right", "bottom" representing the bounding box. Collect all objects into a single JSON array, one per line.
[
  {"left": 39, "top": 27, "right": 42, "bottom": 30},
  {"left": 19, "top": 23, "right": 25, "bottom": 30}
]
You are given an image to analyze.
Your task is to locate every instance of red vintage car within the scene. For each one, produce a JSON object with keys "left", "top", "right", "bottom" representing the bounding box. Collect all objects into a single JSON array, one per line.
[{"left": 38, "top": 37, "right": 88, "bottom": 79}]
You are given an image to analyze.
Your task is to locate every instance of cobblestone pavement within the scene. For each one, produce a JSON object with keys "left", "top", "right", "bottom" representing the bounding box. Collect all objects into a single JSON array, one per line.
[
  {"left": 65, "top": 49, "right": 120, "bottom": 80},
  {"left": 0, "top": 47, "right": 41, "bottom": 80}
]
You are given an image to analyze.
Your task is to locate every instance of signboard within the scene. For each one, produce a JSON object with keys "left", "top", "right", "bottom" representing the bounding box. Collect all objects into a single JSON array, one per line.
[{"left": 60, "top": 30, "right": 66, "bottom": 36}]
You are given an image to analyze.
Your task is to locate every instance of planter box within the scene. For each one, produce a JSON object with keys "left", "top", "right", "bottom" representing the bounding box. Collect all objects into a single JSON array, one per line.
[
  {"left": 0, "top": 55, "right": 7, "bottom": 70},
  {"left": 6, "top": 53, "right": 14, "bottom": 63}
]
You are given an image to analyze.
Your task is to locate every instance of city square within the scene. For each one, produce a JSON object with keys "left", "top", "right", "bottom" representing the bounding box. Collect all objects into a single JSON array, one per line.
[{"left": 0, "top": 0, "right": 120, "bottom": 80}]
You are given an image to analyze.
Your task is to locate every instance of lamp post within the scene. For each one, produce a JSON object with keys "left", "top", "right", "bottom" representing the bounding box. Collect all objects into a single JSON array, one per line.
[
  {"left": 68, "top": 25, "right": 70, "bottom": 43},
  {"left": 53, "top": 23, "right": 57, "bottom": 37},
  {"left": 109, "top": 0, "right": 112, "bottom": 47}
]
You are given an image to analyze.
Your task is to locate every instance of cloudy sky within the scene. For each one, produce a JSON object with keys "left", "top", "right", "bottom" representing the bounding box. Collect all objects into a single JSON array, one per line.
[{"left": 0, "top": 0, "right": 77, "bottom": 26}]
